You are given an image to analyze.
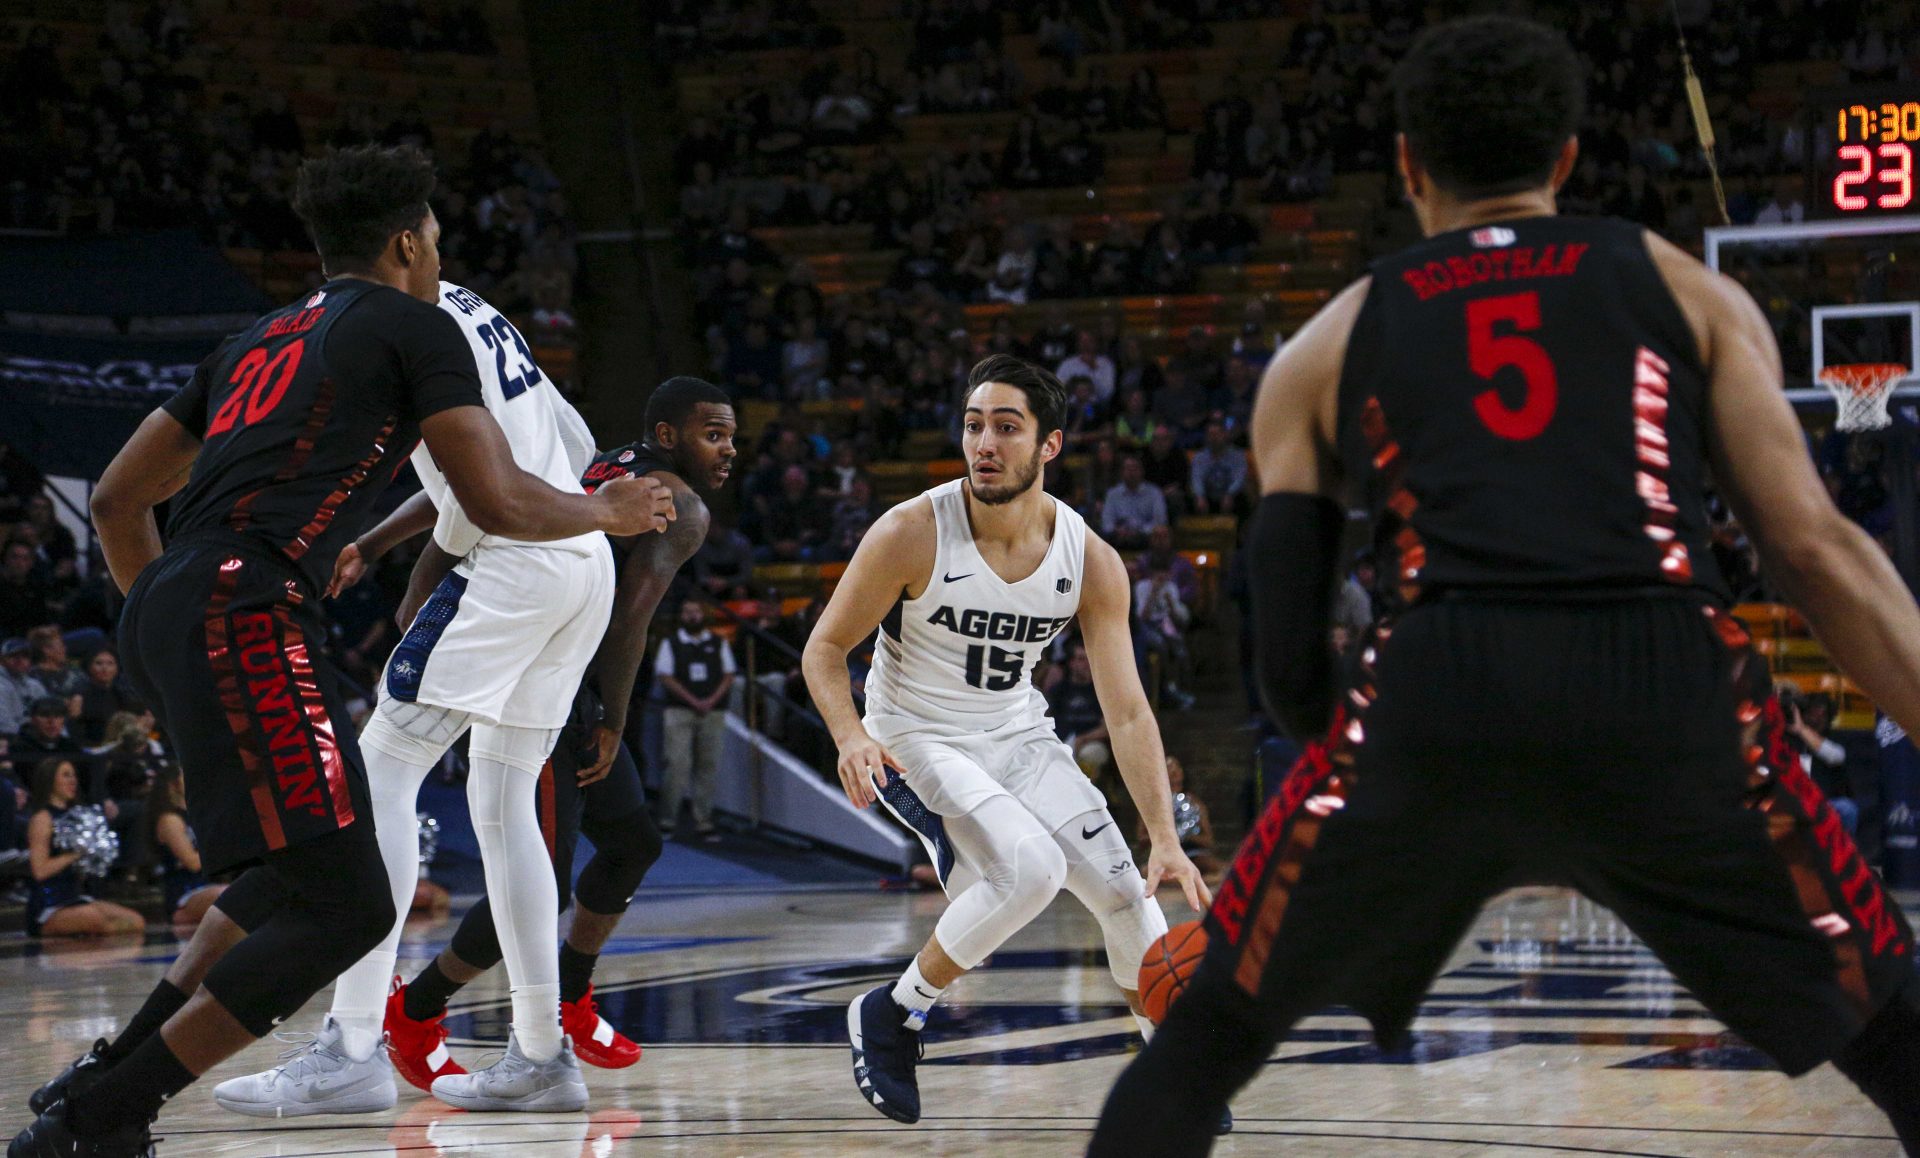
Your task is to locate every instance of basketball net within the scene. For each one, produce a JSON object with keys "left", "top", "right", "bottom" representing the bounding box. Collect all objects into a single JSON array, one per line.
[{"left": 1820, "top": 362, "right": 1907, "bottom": 432}]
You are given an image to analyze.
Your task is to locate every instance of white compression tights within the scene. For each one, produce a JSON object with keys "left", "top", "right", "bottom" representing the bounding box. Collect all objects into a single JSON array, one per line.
[
  {"left": 330, "top": 699, "right": 475, "bottom": 1060},
  {"left": 1054, "top": 807, "right": 1169, "bottom": 997},
  {"left": 467, "top": 721, "right": 562, "bottom": 1062}
]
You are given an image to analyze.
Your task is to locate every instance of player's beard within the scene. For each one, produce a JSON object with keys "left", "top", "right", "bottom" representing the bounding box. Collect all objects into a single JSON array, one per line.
[{"left": 972, "top": 444, "right": 1044, "bottom": 506}]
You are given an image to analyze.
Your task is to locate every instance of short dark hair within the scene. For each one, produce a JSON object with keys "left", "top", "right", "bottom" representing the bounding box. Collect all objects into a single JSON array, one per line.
[
  {"left": 1392, "top": 16, "right": 1584, "bottom": 199},
  {"left": 644, "top": 376, "right": 733, "bottom": 435},
  {"left": 965, "top": 354, "right": 1067, "bottom": 438},
  {"left": 292, "top": 144, "right": 437, "bottom": 271},
  {"left": 30, "top": 696, "right": 66, "bottom": 718}
]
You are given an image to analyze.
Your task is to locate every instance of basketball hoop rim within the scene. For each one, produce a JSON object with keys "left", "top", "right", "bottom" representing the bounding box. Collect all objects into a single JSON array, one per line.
[{"left": 1819, "top": 362, "right": 1907, "bottom": 431}]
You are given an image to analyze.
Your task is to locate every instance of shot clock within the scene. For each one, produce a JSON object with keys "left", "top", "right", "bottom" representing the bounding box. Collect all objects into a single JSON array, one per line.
[{"left": 1818, "top": 87, "right": 1920, "bottom": 216}]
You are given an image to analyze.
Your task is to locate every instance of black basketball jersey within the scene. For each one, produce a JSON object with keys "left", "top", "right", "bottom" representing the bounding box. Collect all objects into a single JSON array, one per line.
[
  {"left": 1338, "top": 215, "right": 1725, "bottom": 613},
  {"left": 163, "top": 279, "right": 482, "bottom": 592}
]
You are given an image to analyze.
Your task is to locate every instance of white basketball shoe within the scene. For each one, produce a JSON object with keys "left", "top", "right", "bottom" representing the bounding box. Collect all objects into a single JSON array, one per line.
[
  {"left": 430, "top": 1032, "right": 588, "bottom": 1112},
  {"left": 212, "top": 1016, "right": 397, "bottom": 1118}
]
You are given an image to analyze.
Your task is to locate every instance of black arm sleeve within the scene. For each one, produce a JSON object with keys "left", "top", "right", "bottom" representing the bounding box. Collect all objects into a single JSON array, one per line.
[{"left": 1247, "top": 491, "right": 1346, "bottom": 742}]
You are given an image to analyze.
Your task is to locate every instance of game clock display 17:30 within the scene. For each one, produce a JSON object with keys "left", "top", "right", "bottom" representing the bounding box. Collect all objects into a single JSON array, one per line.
[{"left": 1823, "top": 92, "right": 1920, "bottom": 215}]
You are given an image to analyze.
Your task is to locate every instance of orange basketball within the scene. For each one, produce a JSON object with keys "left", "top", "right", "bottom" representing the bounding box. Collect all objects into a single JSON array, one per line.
[{"left": 1138, "top": 920, "right": 1208, "bottom": 1024}]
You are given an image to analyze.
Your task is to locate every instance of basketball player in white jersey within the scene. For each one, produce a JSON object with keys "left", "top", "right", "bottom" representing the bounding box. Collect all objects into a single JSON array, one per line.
[
  {"left": 803, "top": 354, "right": 1212, "bottom": 1127},
  {"left": 212, "top": 282, "right": 671, "bottom": 1116}
]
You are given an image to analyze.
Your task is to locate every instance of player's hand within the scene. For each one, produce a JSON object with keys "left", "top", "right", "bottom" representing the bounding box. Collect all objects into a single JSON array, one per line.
[
  {"left": 835, "top": 732, "right": 905, "bottom": 810},
  {"left": 577, "top": 724, "right": 619, "bottom": 786},
  {"left": 1145, "top": 841, "right": 1213, "bottom": 913},
  {"left": 327, "top": 542, "right": 368, "bottom": 598},
  {"left": 596, "top": 474, "right": 676, "bottom": 537}
]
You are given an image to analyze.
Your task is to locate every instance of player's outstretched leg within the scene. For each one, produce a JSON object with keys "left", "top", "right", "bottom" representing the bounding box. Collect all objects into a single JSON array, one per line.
[
  {"left": 1053, "top": 806, "right": 1232, "bottom": 1135},
  {"left": 211, "top": 699, "right": 464, "bottom": 1117},
  {"left": 851, "top": 795, "right": 1066, "bottom": 1124},
  {"left": 430, "top": 724, "right": 587, "bottom": 1112}
]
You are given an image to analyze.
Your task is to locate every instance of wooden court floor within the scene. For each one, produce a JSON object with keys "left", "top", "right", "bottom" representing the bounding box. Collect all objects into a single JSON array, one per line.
[{"left": 0, "top": 886, "right": 1905, "bottom": 1156}]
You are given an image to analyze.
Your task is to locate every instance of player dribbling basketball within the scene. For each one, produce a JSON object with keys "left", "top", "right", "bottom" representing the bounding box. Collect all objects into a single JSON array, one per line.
[{"left": 801, "top": 354, "right": 1213, "bottom": 1128}]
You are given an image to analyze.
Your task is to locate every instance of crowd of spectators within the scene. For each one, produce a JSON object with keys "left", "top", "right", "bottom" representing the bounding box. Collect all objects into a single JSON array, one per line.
[{"left": 0, "top": 4, "right": 581, "bottom": 341}]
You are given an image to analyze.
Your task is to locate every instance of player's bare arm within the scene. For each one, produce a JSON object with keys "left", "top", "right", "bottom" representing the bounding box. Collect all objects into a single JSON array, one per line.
[
  {"left": 421, "top": 405, "right": 674, "bottom": 541},
  {"left": 91, "top": 407, "right": 204, "bottom": 593},
  {"left": 1651, "top": 235, "right": 1920, "bottom": 735},
  {"left": 328, "top": 488, "right": 440, "bottom": 597},
  {"left": 580, "top": 477, "right": 711, "bottom": 783},
  {"left": 1079, "top": 529, "right": 1211, "bottom": 911},
  {"left": 801, "top": 496, "right": 936, "bottom": 808},
  {"left": 1245, "top": 277, "right": 1367, "bottom": 740}
]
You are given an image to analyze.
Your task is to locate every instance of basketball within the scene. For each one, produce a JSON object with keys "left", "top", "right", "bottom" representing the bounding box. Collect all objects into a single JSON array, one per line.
[{"left": 1139, "top": 921, "right": 1209, "bottom": 1025}]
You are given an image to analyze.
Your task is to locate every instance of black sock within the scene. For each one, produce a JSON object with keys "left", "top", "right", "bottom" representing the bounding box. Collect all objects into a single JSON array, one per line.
[
  {"left": 103, "top": 980, "right": 189, "bottom": 1062},
  {"left": 403, "top": 960, "right": 465, "bottom": 1022},
  {"left": 559, "top": 943, "right": 599, "bottom": 1005},
  {"left": 1834, "top": 994, "right": 1920, "bottom": 1153},
  {"left": 69, "top": 1035, "right": 194, "bottom": 1135}
]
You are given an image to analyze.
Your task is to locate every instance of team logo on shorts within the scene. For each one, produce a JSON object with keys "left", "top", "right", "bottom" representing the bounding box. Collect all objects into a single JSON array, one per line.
[
  {"left": 1056, "top": 578, "right": 1073, "bottom": 594},
  {"left": 392, "top": 660, "right": 418, "bottom": 680}
]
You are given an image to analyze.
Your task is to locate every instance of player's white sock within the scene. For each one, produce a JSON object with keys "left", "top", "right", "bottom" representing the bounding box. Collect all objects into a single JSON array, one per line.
[
  {"left": 1134, "top": 1014, "right": 1156, "bottom": 1041},
  {"left": 330, "top": 706, "right": 458, "bottom": 1059},
  {"left": 469, "top": 723, "right": 563, "bottom": 1063},
  {"left": 891, "top": 958, "right": 945, "bottom": 1028}
]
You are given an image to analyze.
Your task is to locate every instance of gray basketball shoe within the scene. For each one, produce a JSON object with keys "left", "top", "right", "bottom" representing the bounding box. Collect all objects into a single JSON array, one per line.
[
  {"left": 429, "top": 1033, "right": 588, "bottom": 1112},
  {"left": 212, "top": 1016, "right": 397, "bottom": 1118}
]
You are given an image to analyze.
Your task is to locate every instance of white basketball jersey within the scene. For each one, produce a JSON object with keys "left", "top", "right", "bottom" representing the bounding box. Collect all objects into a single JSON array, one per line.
[
  {"left": 866, "top": 480, "right": 1086, "bottom": 730},
  {"left": 409, "top": 282, "right": 601, "bottom": 557}
]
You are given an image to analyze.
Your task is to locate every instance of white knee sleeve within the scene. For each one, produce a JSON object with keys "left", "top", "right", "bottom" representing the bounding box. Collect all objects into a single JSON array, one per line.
[
  {"left": 360, "top": 698, "right": 474, "bottom": 766},
  {"left": 1058, "top": 809, "right": 1169, "bottom": 991},
  {"left": 468, "top": 743, "right": 562, "bottom": 1061},
  {"left": 468, "top": 722, "right": 559, "bottom": 776},
  {"left": 934, "top": 796, "right": 1068, "bottom": 970}
]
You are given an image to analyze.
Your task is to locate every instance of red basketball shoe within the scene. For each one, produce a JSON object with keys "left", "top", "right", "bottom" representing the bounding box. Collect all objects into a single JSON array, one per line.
[
  {"left": 384, "top": 979, "right": 467, "bottom": 1091},
  {"left": 561, "top": 984, "right": 642, "bottom": 1068}
]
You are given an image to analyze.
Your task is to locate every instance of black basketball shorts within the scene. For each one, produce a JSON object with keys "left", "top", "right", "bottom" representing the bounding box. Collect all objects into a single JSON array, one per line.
[
  {"left": 1204, "top": 593, "right": 1916, "bottom": 1076},
  {"left": 119, "top": 536, "right": 373, "bottom": 874}
]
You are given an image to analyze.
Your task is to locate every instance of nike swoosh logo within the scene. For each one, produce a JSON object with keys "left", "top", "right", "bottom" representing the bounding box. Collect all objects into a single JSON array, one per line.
[
  {"left": 913, "top": 985, "right": 938, "bottom": 999},
  {"left": 1081, "top": 821, "right": 1113, "bottom": 840},
  {"left": 943, "top": 572, "right": 973, "bottom": 583}
]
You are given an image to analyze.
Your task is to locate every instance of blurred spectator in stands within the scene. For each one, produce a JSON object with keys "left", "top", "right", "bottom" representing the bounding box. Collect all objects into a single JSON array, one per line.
[
  {"left": 987, "top": 234, "right": 1037, "bottom": 304},
  {"left": 25, "top": 627, "right": 81, "bottom": 710},
  {"left": 21, "top": 495, "right": 75, "bottom": 581},
  {"left": 812, "top": 72, "right": 876, "bottom": 142},
  {"left": 680, "top": 160, "right": 729, "bottom": 231},
  {"left": 1153, "top": 363, "right": 1213, "bottom": 448},
  {"left": 1231, "top": 299, "right": 1279, "bottom": 367},
  {"left": 1334, "top": 554, "right": 1377, "bottom": 636},
  {"left": 726, "top": 318, "right": 785, "bottom": 399},
  {"left": 1188, "top": 187, "right": 1260, "bottom": 265},
  {"left": 1103, "top": 454, "right": 1167, "bottom": 549},
  {"left": 693, "top": 519, "right": 756, "bottom": 601},
  {"left": 1131, "top": 523, "right": 1198, "bottom": 609},
  {"left": 1218, "top": 357, "right": 1259, "bottom": 436},
  {"left": 1193, "top": 105, "right": 1247, "bottom": 184},
  {"left": 655, "top": 601, "right": 736, "bottom": 841},
  {"left": 1139, "top": 221, "right": 1196, "bottom": 293},
  {"left": 700, "top": 205, "right": 779, "bottom": 271},
  {"left": 828, "top": 478, "right": 880, "bottom": 560},
  {"left": 1031, "top": 221, "right": 1087, "bottom": 298},
  {"left": 759, "top": 465, "right": 830, "bottom": 562},
  {"left": 1062, "top": 376, "right": 1110, "bottom": 449},
  {"left": 1048, "top": 643, "right": 1110, "bottom": 780},
  {"left": 1190, "top": 420, "right": 1249, "bottom": 516},
  {"left": 1056, "top": 329, "right": 1116, "bottom": 407},
  {"left": 1753, "top": 179, "right": 1804, "bottom": 227},
  {"left": 1082, "top": 438, "right": 1122, "bottom": 524},
  {"left": 820, "top": 440, "right": 868, "bottom": 498},
  {"left": 1113, "top": 388, "right": 1159, "bottom": 451},
  {"left": 91, "top": 708, "right": 163, "bottom": 869},
  {"left": 999, "top": 113, "right": 1047, "bottom": 188},
  {"left": 1142, "top": 425, "right": 1190, "bottom": 513},
  {"left": 0, "top": 542, "right": 51, "bottom": 639},
  {"left": 774, "top": 258, "right": 826, "bottom": 326},
  {"left": 73, "top": 648, "right": 135, "bottom": 746},
  {"left": 1113, "top": 335, "right": 1165, "bottom": 399},
  {"left": 1168, "top": 325, "right": 1225, "bottom": 395},
  {"left": 1785, "top": 688, "right": 1857, "bottom": 834},
  {"left": 16, "top": 697, "right": 87, "bottom": 773},
  {"left": 891, "top": 220, "right": 954, "bottom": 297},
  {"left": 675, "top": 115, "right": 732, "bottom": 184},
  {"left": 1119, "top": 66, "right": 1167, "bottom": 130},
  {"left": 782, "top": 315, "right": 832, "bottom": 400},
  {"left": 1086, "top": 219, "right": 1141, "bottom": 298},
  {"left": 0, "top": 636, "right": 40, "bottom": 738},
  {"left": 0, "top": 444, "right": 45, "bottom": 525},
  {"left": 1135, "top": 556, "right": 1195, "bottom": 710}
]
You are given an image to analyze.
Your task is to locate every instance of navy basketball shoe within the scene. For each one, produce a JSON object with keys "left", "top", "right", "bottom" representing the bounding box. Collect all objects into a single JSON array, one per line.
[{"left": 847, "top": 985, "right": 923, "bottom": 1124}]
